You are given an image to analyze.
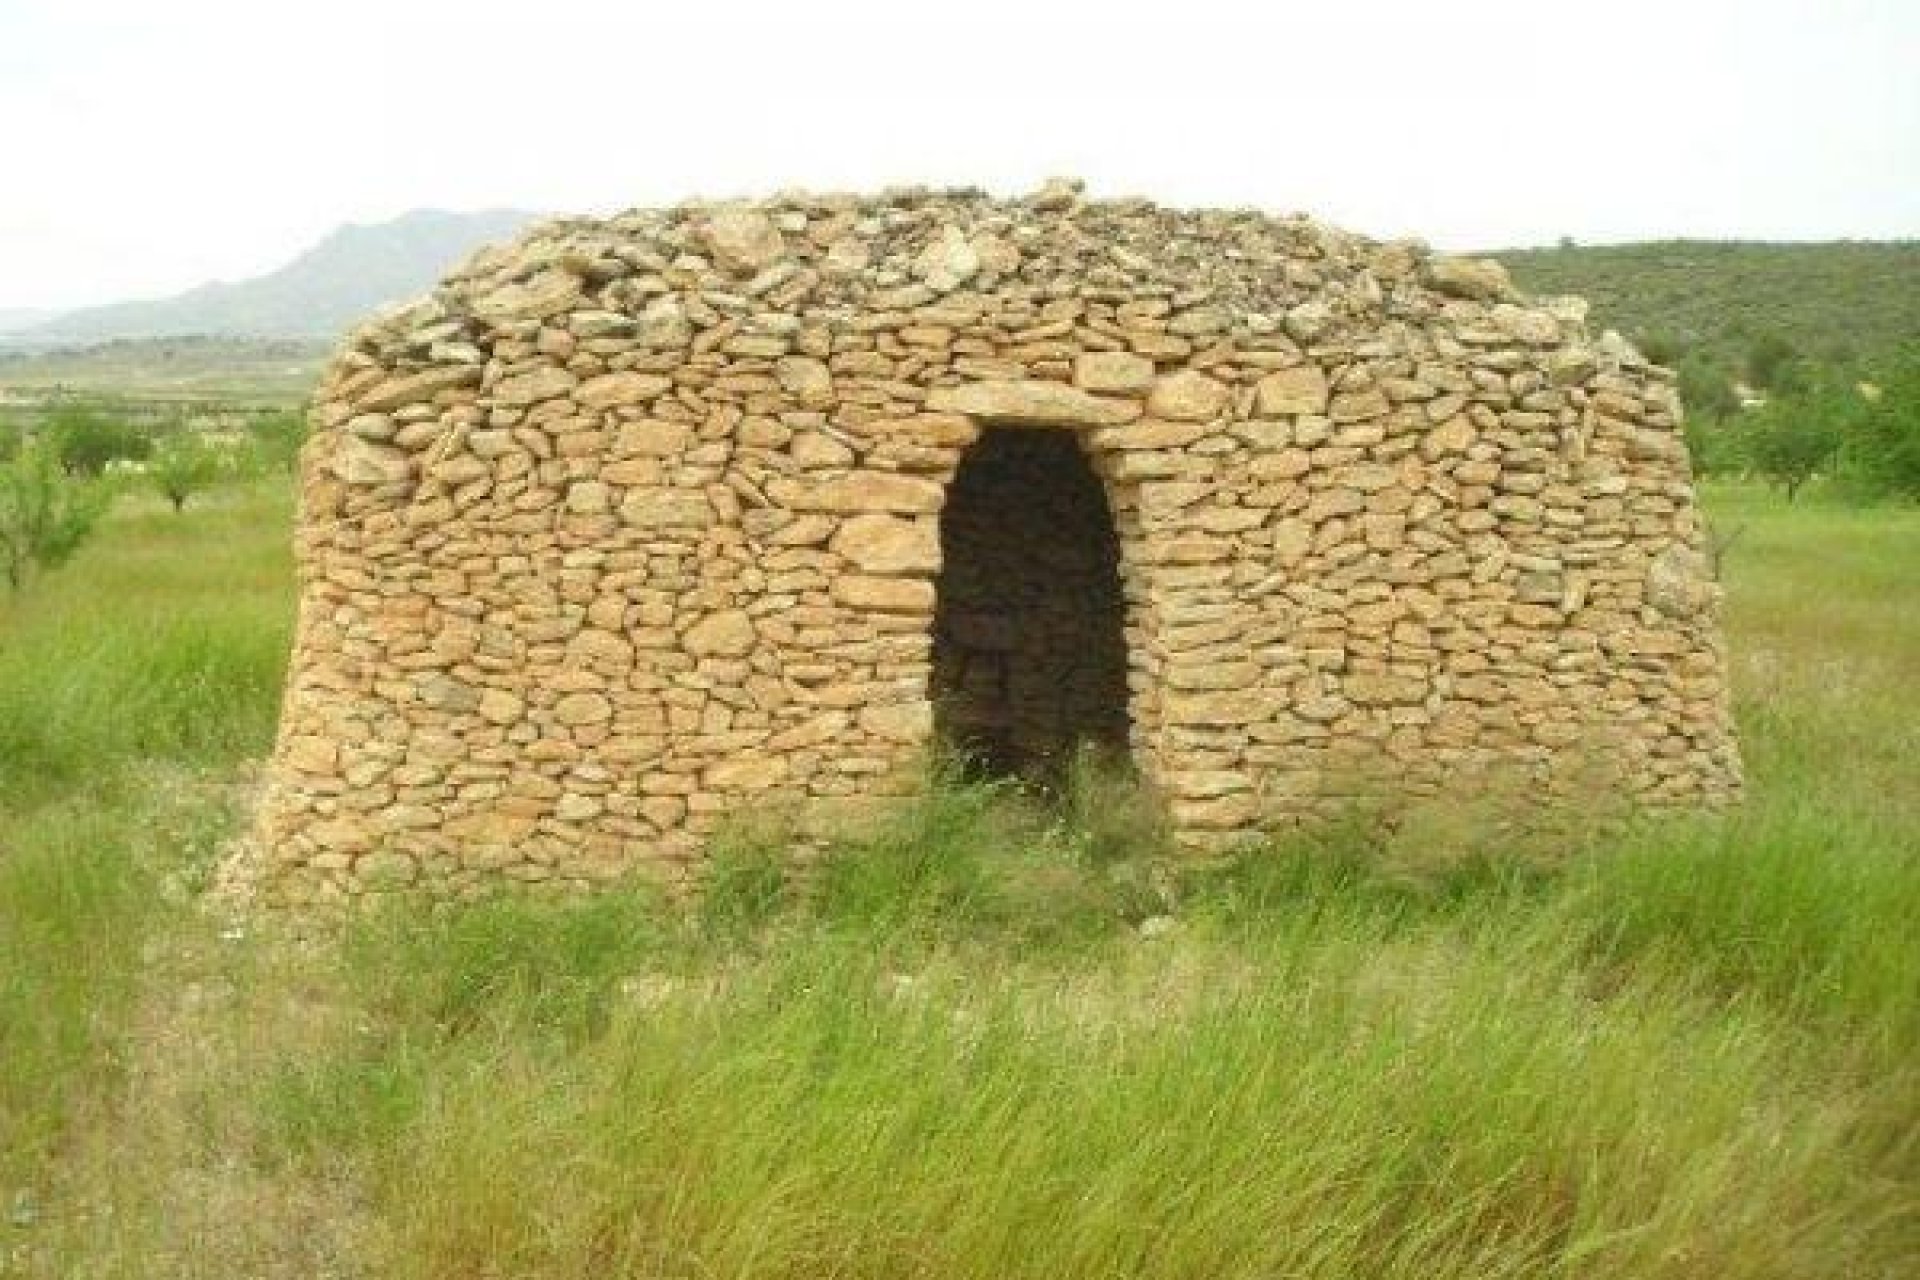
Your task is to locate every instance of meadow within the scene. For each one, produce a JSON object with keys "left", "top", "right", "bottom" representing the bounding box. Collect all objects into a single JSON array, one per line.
[{"left": 1, "top": 480, "right": 1915, "bottom": 1278}]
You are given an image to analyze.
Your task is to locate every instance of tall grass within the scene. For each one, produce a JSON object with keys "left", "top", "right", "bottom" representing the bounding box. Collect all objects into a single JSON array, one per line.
[
  {"left": 0, "top": 487, "right": 290, "bottom": 802},
  {"left": 0, "top": 484, "right": 290, "bottom": 1210},
  {"left": 1, "top": 480, "right": 1916, "bottom": 1277}
]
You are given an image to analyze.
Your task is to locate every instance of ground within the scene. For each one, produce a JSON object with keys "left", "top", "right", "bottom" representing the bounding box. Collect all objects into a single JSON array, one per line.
[{"left": 1, "top": 479, "right": 1915, "bottom": 1279}]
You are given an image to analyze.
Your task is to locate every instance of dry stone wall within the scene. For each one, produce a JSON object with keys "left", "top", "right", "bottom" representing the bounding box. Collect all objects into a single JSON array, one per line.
[{"left": 245, "top": 179, "right": 1742, "bottom": 906}]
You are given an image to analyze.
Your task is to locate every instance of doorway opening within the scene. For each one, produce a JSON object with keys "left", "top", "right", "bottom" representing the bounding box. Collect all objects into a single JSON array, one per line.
[{"left": 930, "top": 428, "right": 1130, "bottom": 787}]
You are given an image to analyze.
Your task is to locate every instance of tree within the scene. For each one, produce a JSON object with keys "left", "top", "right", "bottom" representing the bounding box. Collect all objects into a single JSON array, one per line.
[
  {"left": 0, "top": 441, "right": 112, "bottom": 591},
  {"left": 1676, "top": 352, "right": 1739, "bottom": 422},
  {"left": 45, "top": 404, "right": 148, "bottom": 475},
  {"left": 1744, "top": 332, "right": 1801, "bottom": 392},
  {"left": 1735, "top": 382, "right": 1850, "bottom": 501},
  {"left": 1837, "top": 344, "right": 1920, "bottom": 500},
  {"left": 148, "top": 435, "right": 225, "bottom": 513}
]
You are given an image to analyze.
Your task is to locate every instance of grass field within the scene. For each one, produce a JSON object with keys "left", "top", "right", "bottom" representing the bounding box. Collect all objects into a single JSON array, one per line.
[{"left": 1, "top": 481, "right": 1916, "bottom": 1278}]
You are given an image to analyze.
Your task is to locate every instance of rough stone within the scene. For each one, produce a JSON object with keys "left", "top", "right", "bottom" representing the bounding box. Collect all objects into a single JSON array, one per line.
[
  {"left": 355, "top": 365, "right": 482, "bottom": 413},
  {"left": 684, "top": 609, "right": 757, "bottom": 657},
  {"left": 577, "top": 371, "right": 673, "bottom": 409},
  {"left": 1426, "top": 255, "right": 1514, "bottom": 301},
  {"left": 1146, "top": 370, "right": 1230, "bottom": 422},
  {"left": 553, "top": 692, "right": 613, "bottom": 726},
  {"left": 1254, "top": 365, "right": 1330, "bottom": 417},
  {"left": 829, "top": 513, "right": 940, "bottom": 575},
  {"left": 927, "top": 380, "right": 1140, "bottom": 427},
  {"left": 472, "top": 268, "right": 583, "bottom": 322},
  {"left": 702, "top": 207, "right": 786, "bottom": 276},
  {"left": 1073, "top": 350, "right": 1157, "bottom": 394}
]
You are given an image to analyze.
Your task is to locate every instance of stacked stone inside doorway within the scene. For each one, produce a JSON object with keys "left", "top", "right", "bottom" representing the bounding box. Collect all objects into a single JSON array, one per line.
[{"left": 244, "top": 180, "right": 1741, "bottom": 905}]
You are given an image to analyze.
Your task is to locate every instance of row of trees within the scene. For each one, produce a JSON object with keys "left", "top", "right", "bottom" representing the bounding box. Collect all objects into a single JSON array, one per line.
[
  {"left": 1676, "top": 342, "right": 1919, "bottom": 501},
  {"left": 0, "top": 403, "right": 305, "bottom": 593},
  {"left": 0, "top": 404, "right": 305, "bottom": 481}
]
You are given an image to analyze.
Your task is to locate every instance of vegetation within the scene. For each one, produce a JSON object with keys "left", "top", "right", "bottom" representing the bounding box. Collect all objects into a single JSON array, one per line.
[
  {"left": 44, "top": 402, "right": 149, "bottom": 475},
  {"left": 1500, "top": 240, "right": 1920, "bottom": 475},
  {"left": 146, "top": 434, "right": 227, "bottom": 513},
  {"left": 1497, "top": 240, "right": 1920, "bottom": 373},
  {"left": 1719, "top": 344, "right": 1920, "bottom": 500},
  {"left": 0, "top": 336, "right": 327, "bottom": 404},
  {"left": 0, "top": 479, "right": 1915, "bottom": 1277},
  {"left": 248, "top": 408, "right": 307, "bottom": 473},
  {"left": 0, "top": 441, "right": 111, "bottom": 591}
]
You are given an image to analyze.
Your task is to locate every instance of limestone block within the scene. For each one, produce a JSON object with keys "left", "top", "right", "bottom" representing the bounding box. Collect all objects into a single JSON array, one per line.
[
  {"left": 706, "top": 755, "right": 790, "bottom": 789},
  {"left": 927, "top": 380, "right": 1140, "bottom": 427},
  {"left": 355, "top": 366, "right": 481, "bottom": 413},
  {"left": 683, "top": 610, "right": 758, "bottom": 657},
  {"left": 1425, "top": 255, "right": 1515, "bottom": 301},
  {"left": 914, "top": 225, "right": 982, "bottom": 293},
  {"left": 472, "top": 268, "right": 583, "bottom": 322},
  {"left": 1073, "top": 351, "right": 1156, "bottom": 394},
  {"left": 493, "top": 366, "right": 578, "bottom": 407},
  {"left": 619, "top": 489, "right": 714, "bottom": 528},
  {"left": 577, "top": 371, "right": 673, "bottom": 409},
  {"left": 702, "top": 207, "right": 786, "bottom": 276},
  {"left": 552, "top": 692, "right": 613, "bottom": 726},
  {"left": 1329, "top": 389, "right": 1390, "bottom": 423},
  {"left": 1254, "top": 365, "right": 1330, "bottom": 417},
  {"left": 1146, "top": 370, "right": 1230, "bottom": 422},
  {"left": 775, "top": 356, "right": 834, "bottom": 406},
  {"left": 829, "top": 513, "right": 941, "bottom": 574},
  {"left": 332, "top": 437, "right": 412, "bottom": 487},
  {"left": 1421, "top": 414, "right": 1477, "bottom": 459},
  {"left": 774, "top": 472, "right": 945, "bottom": 514},
  {"left": 833, "top": 575, "right": 935, "bottom": 613},
  {"left": 859, "top": 701, "right": 934, "bottom": 741},
  {"left": 1646, "top": 544, "right": 1713, "bottom": 619},
  {"left": 284, "top": 735, "right": 338, "bottom": 774}
]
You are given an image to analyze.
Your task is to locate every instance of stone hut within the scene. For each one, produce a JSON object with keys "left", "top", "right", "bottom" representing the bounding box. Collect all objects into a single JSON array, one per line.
[{"left": 246, "top": 180, "right": 1741, "bottom": 905}]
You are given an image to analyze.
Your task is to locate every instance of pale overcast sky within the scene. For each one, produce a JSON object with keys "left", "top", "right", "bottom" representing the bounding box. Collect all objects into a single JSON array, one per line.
[{"left": 3, "top": 0, "right": 1916, "bottom": 311}]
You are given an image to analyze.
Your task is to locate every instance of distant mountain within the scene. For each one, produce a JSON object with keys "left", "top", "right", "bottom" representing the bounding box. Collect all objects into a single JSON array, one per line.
[
  {"left": 1495, "top": 240, "right": 1920, "bottom": 368},
  {"left": 25, "top": 209, "right": 539, "bottom": 342},
  {"left": 0, "top": 308, "right": 58, "bottom": 335}
]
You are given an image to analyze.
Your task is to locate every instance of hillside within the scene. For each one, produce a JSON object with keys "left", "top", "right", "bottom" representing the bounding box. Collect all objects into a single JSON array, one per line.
[
  {"left": 25, "top": 209, "right": 537, "bottom": 342},
  {"left": 1495, "top": 240, "right": 1920, "bottom": 368},
  {"left": 0, "top": 307, "right": 57, "bottom": 335}
]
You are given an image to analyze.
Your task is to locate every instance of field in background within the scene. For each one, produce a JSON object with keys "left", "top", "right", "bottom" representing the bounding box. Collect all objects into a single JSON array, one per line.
[
  {"left": 0, "top": 337, "right": 327, "bottom": 406},
  {"left": 0, "top": 481, "right": 1915, "bottom": 1279}
]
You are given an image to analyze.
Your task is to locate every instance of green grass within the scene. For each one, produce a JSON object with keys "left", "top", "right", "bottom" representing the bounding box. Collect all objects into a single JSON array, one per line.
[
  {"left": 1, "top": 479, "right": 1916, "bottom": 1277},
  {"left": 0, "top": 485, "right": 290, "bottom": 1221},
  {"left": 0, "top": 485, "right": 291, "bottom": 803}
]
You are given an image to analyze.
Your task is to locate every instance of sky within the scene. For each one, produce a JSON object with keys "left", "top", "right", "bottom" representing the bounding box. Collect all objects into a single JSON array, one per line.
[{"left": 2, "top": 0, "right": 1916, "bottom": 312}]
